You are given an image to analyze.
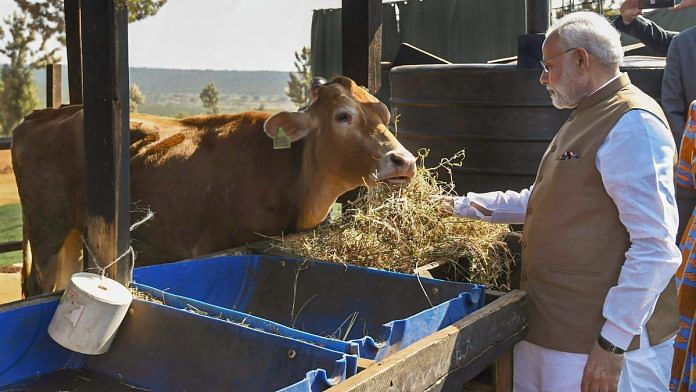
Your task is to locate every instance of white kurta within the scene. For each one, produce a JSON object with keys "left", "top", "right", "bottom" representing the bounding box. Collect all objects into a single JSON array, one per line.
[{"left": 453, "top": 109, "right": 681, "bottom": 391}]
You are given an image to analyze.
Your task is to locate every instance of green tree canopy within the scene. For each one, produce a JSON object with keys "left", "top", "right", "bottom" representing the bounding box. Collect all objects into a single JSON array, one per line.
[
  {"left": 286, "top": 46, "right": 311, "bottom": 108},
  {"left": 0, "top": 12, "right": 39, "bottom": 134},
  {"left": 13, "top": 0, "right": 168, "bottom": 57},
  {"left": 0, "top": 0, "right": 168, "bottom": 133},
  {"left": 129, "top": 84, "right": 145, "bottom": 113},
  {"left": 200, "top": 82, "right": 219, "bottom": 114}
]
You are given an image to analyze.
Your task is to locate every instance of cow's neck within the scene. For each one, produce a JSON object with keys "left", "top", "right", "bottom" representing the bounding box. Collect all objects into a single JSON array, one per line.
[{"left": 294, "top": 138, "right": 353, "bottom": 231}]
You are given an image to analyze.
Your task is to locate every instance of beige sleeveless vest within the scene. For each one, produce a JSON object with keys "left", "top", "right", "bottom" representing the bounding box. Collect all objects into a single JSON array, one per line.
[{"left": 521, "top": 73, "right": 678, "bottom": 354}]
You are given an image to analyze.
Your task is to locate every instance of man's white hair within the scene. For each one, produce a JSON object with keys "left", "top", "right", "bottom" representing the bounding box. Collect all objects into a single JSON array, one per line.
[{"left": 547, "top": 11, "right": 623, "bottom": 68}]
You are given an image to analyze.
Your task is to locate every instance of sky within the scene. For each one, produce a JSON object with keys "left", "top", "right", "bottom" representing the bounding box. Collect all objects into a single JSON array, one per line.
[{"left": 0, "top": 0, "right": 343, "bottom": 71}]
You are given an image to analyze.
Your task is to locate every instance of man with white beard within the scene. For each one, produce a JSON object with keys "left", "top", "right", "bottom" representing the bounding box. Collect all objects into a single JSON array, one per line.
[{"left": 440, "top": 11, "right": 680, "bottom": 392}]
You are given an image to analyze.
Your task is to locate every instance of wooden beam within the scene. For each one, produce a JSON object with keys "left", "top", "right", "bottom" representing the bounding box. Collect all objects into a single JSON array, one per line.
[
  {"left": 493, "top": 350, "right": 513, "bottom": 392},
  {"left": 357, "top": 358, "right": 375, "bottom": 372},
  {"left": 65, "top": 0, "right": 83, "bottom": 105},
  {"left": 328, "top": 290, "right": 528, "bottom": 392},
  {"left": 45, "top": 64, "right": 62, "bottom": 108},
  {"left": 341, "top": 0, "right": 382, "bottom": 93},
  {"left": 80, "top": 0, "right": 131, "bottom": 285},
  {"left": 0, "top": 137, "right": 12, "bottom": 150}
]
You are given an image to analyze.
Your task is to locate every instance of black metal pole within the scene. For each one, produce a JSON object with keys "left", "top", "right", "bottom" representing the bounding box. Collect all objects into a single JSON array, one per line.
[
  {"left": 518, "top": 0, "right": 550, "bottom": 69},
  {"left": 64, "top": 0, "right": 83, "bottom": 105},
  {"left": 341, "top": 0, "right": 382, "bottom": 93}
]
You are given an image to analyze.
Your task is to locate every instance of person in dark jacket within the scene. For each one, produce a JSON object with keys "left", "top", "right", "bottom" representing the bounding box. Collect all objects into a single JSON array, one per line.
[
  {"left": 614, "top": 0, "right": 696, "bottom": 243},
  {"left": 613, "top": 0, "right": 695, "bottom": 141}
]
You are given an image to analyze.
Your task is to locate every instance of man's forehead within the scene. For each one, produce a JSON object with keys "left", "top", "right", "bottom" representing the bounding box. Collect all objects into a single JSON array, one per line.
[{"left": 542, "top": 32, "right": 562, "bottom": 54}]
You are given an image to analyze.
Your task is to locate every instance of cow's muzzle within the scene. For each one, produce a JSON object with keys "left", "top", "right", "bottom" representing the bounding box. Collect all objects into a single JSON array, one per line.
[{"left": 377, "top": 149, "right": 417, "bottom": 184}]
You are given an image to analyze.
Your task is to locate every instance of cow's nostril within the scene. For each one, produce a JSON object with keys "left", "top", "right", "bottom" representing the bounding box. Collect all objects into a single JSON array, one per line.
[{"left": 390, "top": 153, "right": 406, "bottom": 167}]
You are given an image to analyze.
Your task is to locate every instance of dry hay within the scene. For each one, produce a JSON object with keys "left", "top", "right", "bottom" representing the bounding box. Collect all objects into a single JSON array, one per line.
[
  {"left": 129, "top": 287, "right": 164, "bottom": 305},
  {"left": 274, "top": 150, "right": 515, "bottom": 291}
]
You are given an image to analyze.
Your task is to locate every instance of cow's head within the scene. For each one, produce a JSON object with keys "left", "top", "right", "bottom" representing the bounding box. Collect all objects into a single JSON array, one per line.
[{"left": 263, "top": 76, "right": 416, "bottom": 189}]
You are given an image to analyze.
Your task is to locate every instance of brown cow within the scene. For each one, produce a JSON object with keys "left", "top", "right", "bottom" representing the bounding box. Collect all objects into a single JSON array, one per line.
[{"left": 12, "top": 77, "right": 416, "bottom": 297}]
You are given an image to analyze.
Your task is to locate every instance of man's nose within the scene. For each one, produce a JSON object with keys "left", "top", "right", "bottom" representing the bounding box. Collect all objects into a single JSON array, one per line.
[{"left": 539, "top": 70, "right": 549, "bottom": 86}]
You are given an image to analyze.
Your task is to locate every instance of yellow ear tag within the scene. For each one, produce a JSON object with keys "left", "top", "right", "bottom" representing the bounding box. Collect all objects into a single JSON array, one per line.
[{"left": 273, "top": 126, "right": 291, "bottom": 150}]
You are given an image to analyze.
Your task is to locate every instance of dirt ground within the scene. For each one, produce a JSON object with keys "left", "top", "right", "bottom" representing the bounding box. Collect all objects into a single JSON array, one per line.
[{"left": 0, "top": 149, "right": 22, "bottom": 304}]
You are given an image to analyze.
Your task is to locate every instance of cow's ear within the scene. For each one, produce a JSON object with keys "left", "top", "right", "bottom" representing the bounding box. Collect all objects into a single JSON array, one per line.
[{"left": 263, "top": 111, "right": 315, "bottom": 142}]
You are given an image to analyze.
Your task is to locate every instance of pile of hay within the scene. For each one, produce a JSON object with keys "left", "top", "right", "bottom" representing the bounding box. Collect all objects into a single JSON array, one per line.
[{"left": 274, "top": 150, "right": 515, "bottom": 290}]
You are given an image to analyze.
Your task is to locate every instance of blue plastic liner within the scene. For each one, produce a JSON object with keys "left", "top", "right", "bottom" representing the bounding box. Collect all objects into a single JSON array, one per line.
[
  {"left": 134, "top": 255, "right": 486, "bottom": 360},
  {"left": 0, "top": 296, "right": 353, "bottom": 391}
]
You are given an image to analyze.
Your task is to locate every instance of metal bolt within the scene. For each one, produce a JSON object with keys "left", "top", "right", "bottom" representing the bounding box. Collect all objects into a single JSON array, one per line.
[
  {"left": 288, "top": 349, "right": 296, "bottom": 359},
  {"left": 431, "top": 287, "right": 439, "bottom": 295}
]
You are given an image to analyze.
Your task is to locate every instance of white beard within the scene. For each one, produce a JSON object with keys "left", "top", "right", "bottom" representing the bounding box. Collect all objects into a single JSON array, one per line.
[{"left": 547, "top": 63, "right": 589, "bottom": 109}]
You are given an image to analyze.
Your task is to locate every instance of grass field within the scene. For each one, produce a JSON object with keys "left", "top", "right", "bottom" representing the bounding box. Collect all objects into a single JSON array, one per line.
[{"left": 0, "top": 150, "right": 22, "bottom": 267}]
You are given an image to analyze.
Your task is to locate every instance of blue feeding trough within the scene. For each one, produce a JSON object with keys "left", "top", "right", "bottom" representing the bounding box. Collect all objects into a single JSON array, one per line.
[
  {"left": 0, "top": 295, "right": 354, "bottom": 391},
  {"left": 133, "top": 255, "right": 486, "bottom": 361}
]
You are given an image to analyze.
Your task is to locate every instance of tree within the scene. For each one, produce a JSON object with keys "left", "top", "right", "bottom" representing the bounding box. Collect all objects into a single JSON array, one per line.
[
  {"left": 0, "top": 0, "right": 168, "bottom": 133},
  {"left": 286, "top": 46, "right": 312, "bottom": 108},
  {"left": 129, "top": 84, "right": 145, "bottom": 112},
  {"left": 200, "top": 82, "right": 219, "bottom": 114},
  {"left": 0, "top": 12, "right": 39, "bottom": 134},
  {"left": 14, "top": 0, "right": 168, "bottom": 50}
]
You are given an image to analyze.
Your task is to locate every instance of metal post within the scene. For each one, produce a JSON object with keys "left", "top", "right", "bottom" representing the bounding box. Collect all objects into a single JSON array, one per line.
[
  {"left": 65, "top": 0, "right": 83, "bottom": 105},
  {"left": 518, "top": 0, "right": 550, "bottom": 69},
  {"left": 80, "top": 0, "right": 131, "bottom": 285},
  {"left": 341, "top": 0, "right": 382, "bottom": 93},
  {"left": 45, "top": 64, "right": 62, "bottom": 108},
  {"left": 526, "top": 0, "right": 550, "bottom": 34}
]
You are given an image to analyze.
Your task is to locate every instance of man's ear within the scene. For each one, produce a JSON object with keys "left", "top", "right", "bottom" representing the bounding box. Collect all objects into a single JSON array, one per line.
[
  {"left": 577, "top": 47, "right": 591, "bottom": 74},
  {"left": 263, "top": 111, "right": 316, "bottom": 142}
]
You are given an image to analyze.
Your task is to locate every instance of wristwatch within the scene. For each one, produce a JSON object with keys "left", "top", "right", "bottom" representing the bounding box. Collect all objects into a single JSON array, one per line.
[{"left": 597, "top": 334, "right": 625, "bottom": 354}]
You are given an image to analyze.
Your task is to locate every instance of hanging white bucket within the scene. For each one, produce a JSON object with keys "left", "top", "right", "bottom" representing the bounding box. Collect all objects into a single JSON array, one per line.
[{"left": 48, "top": 272, "right": 133, "bottom": 355}]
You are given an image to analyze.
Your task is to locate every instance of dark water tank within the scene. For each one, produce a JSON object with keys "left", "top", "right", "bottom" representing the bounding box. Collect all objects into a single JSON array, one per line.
[{"left": 390, "top": 57, "right": 665, "bottom": 193}]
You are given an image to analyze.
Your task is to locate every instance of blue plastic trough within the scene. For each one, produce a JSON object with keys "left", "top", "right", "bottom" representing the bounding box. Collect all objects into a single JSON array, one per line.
[
  {"left": 133, "top": 255, "right": 486, "bottom": 361},
  {"left": 0, "top": 295, "right": 354, "bottom": 391}
]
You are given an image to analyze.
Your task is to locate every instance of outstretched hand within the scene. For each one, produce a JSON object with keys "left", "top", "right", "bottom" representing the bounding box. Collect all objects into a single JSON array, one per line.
[
  {"left": 619, "top": 0, "right": 642, "bottom": 24},
  {"left": 429, "top": 195, "right": 455, "bottom": 216}
]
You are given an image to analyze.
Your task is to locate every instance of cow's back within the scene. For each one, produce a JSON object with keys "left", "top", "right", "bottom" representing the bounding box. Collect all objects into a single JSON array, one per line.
[{"left": 127, "top": 112, "right": 305, "bottom": 264}]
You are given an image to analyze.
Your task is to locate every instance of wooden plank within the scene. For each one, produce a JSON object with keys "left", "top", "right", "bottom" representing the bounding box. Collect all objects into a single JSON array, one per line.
[
  {"left": 0, "top": 137, "right": 12, "bottom": 150},
  {"left": 357, "top": 358, "right": 375, "bottom": 371},
  {"left": 80, "top": 0, "right": 131, "bottom": 285},
  {"left": 413, "top": 259, "right": 449, "bottom": 278},
  {"left": 45, "top": 64, "right": 62, "bottom": 108},
  {"left": 341, "top": 0, "right": 382, "bottom": 93},
  {"left": 493, "top": 350, "right": 513, "bottom": 392},
  {"left": 425, "top": 325, "right": 525, "bottom": 392},
  {"left": 392, "top": 43, "right": 451, "bottom": 67},
  {"left": 0, "top": 241, "right": 22, "bottom": 253},
  {"left": 65, "top": 0, "right": 83, "bottom": 105},
  {"left": 328, "top": 290, "right": 528, "bottom": 392}
]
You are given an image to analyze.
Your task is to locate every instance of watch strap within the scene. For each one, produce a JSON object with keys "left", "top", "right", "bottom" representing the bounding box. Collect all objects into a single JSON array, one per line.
[{"left": 597, "top": 334, "right": 625, "bottom": 354}]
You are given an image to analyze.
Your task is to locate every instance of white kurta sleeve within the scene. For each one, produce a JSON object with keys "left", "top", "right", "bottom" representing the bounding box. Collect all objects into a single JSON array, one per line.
[
  {"left": 597, "top": 110, "right": 681, "bottom": 350},
  {"left": 452, "top": 187, "right": 533, "bottom": 224}
]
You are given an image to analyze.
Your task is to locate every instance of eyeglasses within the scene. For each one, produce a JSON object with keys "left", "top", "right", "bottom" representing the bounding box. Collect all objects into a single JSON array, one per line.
[{"left": 540, "top": 47, "right": 578, "bottom": 73}]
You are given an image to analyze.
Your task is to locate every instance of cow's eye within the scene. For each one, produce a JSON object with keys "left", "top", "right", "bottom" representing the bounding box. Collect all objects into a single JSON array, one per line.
[{"left": 335, "top": 112, "right": 352, "bottom": 123}]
